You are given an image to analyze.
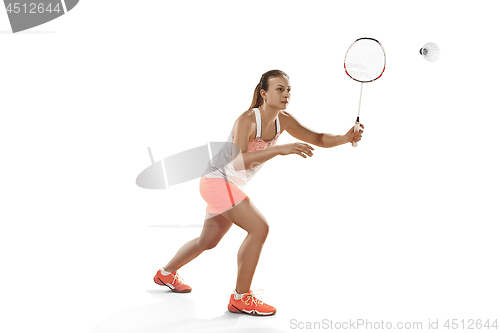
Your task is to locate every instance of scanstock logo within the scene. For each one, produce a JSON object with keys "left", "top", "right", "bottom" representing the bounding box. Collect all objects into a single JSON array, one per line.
[{"left": 3, "top": 0, "right": 79, "bottom": 33}]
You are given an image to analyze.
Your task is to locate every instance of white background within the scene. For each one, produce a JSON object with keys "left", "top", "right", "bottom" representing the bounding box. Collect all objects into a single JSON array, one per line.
[{"left": 1, "top": 1, "right": 499, "bottom": 332}]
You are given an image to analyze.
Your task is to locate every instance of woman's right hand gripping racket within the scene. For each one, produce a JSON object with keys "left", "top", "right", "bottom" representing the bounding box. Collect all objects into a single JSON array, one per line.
[{"left": 344, "top": 37, "right": 386, "bottom": 147}]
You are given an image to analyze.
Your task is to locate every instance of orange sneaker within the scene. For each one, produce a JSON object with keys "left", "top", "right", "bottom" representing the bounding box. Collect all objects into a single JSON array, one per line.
[
  {"left": 153, "top": 270, "right": 192, "bottom": 293},
  {"left": 228, "top": 289, "right": 276, "bottom": 316}
]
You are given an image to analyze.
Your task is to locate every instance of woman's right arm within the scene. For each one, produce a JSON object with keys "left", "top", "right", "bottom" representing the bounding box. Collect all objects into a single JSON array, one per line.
[{"left": 231, "top": 116, "right": 314, "bottom": 171}]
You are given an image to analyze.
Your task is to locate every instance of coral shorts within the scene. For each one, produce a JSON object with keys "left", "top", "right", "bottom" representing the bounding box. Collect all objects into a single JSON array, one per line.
[{"left": 199, "top": 175, "right": 249, "bottom": 216}]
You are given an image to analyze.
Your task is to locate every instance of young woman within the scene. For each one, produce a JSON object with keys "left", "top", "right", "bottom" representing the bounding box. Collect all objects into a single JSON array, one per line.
[{"left": 153, "top": 70, "right": 364, "bottom": 316}]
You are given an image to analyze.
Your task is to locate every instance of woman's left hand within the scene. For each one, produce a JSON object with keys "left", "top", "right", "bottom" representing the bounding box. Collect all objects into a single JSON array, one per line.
[{"left": 344, "top": 124, "right": 364, "bottom": 144}]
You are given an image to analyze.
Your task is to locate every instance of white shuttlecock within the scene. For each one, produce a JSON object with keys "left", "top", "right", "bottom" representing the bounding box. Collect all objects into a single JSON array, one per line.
[{"left": 420, "top": 42, "right": 440, "bottom": 62}]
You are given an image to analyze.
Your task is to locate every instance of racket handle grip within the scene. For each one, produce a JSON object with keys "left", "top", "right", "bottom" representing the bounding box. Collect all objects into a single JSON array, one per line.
[{"left": 352, "top": 121, "right": 360, "bottom": 147}]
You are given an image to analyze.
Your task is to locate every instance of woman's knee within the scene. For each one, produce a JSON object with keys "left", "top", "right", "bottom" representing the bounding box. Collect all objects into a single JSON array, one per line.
[
  {"left": 250, "top": 220, "right": 269, "bottom": 241},
  {"left": 197, "top": 237, "right": 221, "bottom": 251},
  {"left": 198, "top": 215, "right": 232, "bottom": 250}
]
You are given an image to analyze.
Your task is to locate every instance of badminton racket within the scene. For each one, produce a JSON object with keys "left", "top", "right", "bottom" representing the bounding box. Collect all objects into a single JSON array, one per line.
[{"left": 344, "top": 37, "right": 386, "bottom": 147}]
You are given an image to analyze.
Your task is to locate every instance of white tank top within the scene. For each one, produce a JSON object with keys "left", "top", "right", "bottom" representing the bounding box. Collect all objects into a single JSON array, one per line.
[{"left": 202, "top": 108, "right": 281, "bottom": 190}]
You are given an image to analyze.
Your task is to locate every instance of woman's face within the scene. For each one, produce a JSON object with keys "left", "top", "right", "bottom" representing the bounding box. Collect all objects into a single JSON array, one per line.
[{"left": 261, "top": 76, "right": 291, "bottom": 110}]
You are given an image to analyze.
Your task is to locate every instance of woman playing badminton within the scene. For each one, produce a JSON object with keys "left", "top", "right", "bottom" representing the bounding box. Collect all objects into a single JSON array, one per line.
[{"left": 154, "top": 70, "right": 364, "bottom": 316}]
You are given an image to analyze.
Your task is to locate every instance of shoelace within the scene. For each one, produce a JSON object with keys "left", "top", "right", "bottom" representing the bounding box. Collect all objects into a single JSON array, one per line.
[
  {"left": 242, "top": 289, "right": 264, "bottom": 306},
  {"left": 171, "top": 272, "right": 185, "bottom": 285}
]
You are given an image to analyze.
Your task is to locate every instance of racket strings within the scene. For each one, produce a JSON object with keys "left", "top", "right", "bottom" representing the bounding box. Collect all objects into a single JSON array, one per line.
[{"left": 345, "top": 39, "right": 385, "bottom": 82}]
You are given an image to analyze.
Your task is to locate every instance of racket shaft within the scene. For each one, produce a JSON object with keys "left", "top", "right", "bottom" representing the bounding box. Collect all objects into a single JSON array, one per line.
[
  {"left": 352, "top": 82, "right": 363, "bottom": 147},
  {"left": 357, "top": 83, "right": 363, "bottom": 117}
]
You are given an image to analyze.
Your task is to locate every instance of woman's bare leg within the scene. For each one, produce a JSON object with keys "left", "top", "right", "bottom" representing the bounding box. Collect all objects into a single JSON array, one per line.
[
  {"left": 164, "top": 214, "right": 232, "bottom": 272},
  {"left": 221, "top": 199, "right": 269, "bottom": 294}
]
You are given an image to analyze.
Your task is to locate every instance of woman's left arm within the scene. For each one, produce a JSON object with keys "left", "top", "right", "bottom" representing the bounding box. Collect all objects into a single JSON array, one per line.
[{"left": 282, "top": 111, "right": 363, "bottom": 148}]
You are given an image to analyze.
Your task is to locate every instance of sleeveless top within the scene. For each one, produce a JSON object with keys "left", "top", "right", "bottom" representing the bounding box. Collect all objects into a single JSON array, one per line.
[{"left": 202, "top": 108, "right": 281, "bottom": 190}]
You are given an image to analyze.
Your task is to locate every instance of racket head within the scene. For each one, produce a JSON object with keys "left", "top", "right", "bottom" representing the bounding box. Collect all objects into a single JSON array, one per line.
[{"left": 344, "top": 37, "right": 386, "bottom": 83}]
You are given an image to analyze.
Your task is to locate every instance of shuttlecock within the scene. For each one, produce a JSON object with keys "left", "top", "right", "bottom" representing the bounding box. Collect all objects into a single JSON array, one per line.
[{"left": 420, "top": 42, "right": 440, "bottom": 62}]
